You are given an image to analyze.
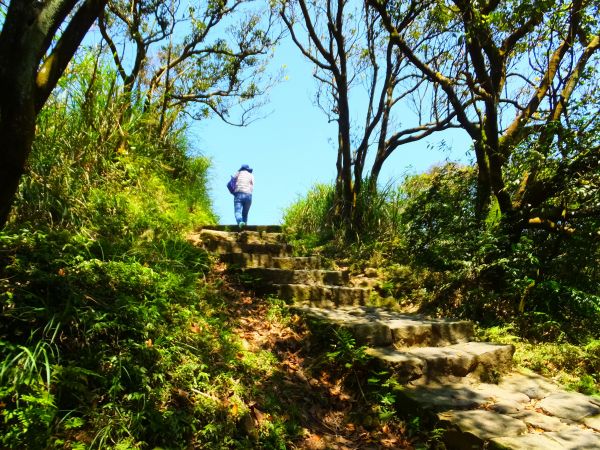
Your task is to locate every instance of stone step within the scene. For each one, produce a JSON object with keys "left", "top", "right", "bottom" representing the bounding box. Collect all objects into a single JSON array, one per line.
[
  {"left": 271, "top": 256, "right": 323, "bottom": 270},
  {"left": 200, "top": 224, "right": 283, "bottom": 233},
  {"left": 219, "top": 253, "right": 323, "bottom": 269},
  {"left": 392, "top": 372, "right": 600, "bottom": 449},
  {"left": 293, "top": 306, "right": 474, "bottom": 347},
  {"left": 204, "top": 240, "right": 291, "bottom": 256},
  {"left": 395, "top": 372, "right": 553, "bottom": 415},
  {"left": 274, "top": 284, "right": 371, "bottom": 307},
  {"left": 219, "top": 253, "right": 276, "bottom": 268},
  {"left": 245, "top": 268, "right": 348, "bottom": 286},
  {"left": 198, "top": 229, "right": 284, "bottom": 245},
  {"left": 489, "top": 429, "right": 600, "bottom": 450},
  {"left": 367, "top": 341, "right": 515, "bottom": 383},
  {"left": 196, "top": 229, "right": 291, "bottom": 256}
]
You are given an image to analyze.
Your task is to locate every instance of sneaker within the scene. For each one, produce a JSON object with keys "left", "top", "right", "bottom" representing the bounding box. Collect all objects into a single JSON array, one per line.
[{"left": 238, "top": 222, "right": 245, "bottom": 230}]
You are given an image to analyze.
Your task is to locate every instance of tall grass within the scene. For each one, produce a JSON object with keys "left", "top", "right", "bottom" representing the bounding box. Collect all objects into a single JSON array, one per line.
[
  {"left": 282, "top": 183, "right": 336, "bottom": 252},
  {"left": 10, "top": 54, "right": 216, "bottom": 234},
  {"left": 282, "top": 179, "right": 403, "bottom": 260},
  {"left": 0, "top": 52, "right": 229, "bottom": 448}
]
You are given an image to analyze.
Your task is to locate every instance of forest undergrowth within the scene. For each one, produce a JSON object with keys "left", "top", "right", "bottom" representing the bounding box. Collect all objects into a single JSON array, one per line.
[
  {"left": 282, "top": 169, "right": 600, "bottom": 398},
  {"left": 0, "top": 229, "right": 432, "bottom": 449},
  {"left": 0, "top": 54, "right": 428, "bottom": 449}
]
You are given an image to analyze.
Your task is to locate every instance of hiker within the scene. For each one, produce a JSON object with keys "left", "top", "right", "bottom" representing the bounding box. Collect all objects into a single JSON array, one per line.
[{"left": 231, "top": 164, "right": 254, "bottom": 228}]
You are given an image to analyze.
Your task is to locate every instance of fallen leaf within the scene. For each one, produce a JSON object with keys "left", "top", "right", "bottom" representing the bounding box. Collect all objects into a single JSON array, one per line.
[
  {"left": 190, "top": 323, "right": 201, "bottom": 333},
  {"left": 330, "top": 384, "right": 342, "bottom": 396},
  {"left": 250, "top": 404, "right": 266, "bottom": 424},
  {"left": 175, "top": 389, "right": 190, "bottom": 400},
  {"left": 303, "top": 434, "right": 326, "bottom": 450},
  {"left": 338, "top": 392, "right": 352, "bottom": 401},
  {"left": 145, "top": 339, "right": 153, "bottom": 347},
  {"left": 381, "top": 437, "right": 398, "bottom": 447}
]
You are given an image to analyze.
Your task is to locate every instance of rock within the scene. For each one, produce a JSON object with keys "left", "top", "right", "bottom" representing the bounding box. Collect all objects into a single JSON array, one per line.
[
  {"left": 368, "top": 342, "right": 515, "bottom": 383},
  {"left": 438, "top": 409, "right": 528, "bottom": 448},
  {"left": 453, "top": 341, "right": 515, "bottom": 374},
  {"left": 537, "top": 392, "right": 600, "bottom": 422},
  {"left": 584, "top": 414, "right": 600, "bottom": 431},
  {"left": 510, "top": 410, "right": 568, "bottom": 432},
  {"left": 472, "top": 383, "right": 531, "bottom": 404},
  {"left": 544, "top": 428, "right": 600, "bottom": 449},
  {"left": 402, "top": 384, "right": 491, "bottom": 412},
  {"left": 490, "top": 434, "right": 564, "bottom": 450},
  {"left": 498, "top": 372, "right": 559, "bottom": 400},
  {"left": 491, "top": 400, "right": 524, "bottom": 414}
]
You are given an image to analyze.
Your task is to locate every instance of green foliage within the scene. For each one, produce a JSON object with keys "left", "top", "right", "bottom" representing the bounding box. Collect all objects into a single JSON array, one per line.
[
  {"left": 282, "top": 183, "right": 336, "bottom": 253},
  {"left": 325, "top": 328, "right": 370, "bottom": 369},
  {"left": 0, "top": 223, "right": 216, "bottom": 447},
  {"left": 397, "top": 163, "right": 481, "bottom": 270},
  {"left": 0, "top": 335, "right": 58, "bottom": 448},
  {"left": 0, "top": 226, "right": 299, "bottom": 448},
  {"left": 0, "top": 51, "right": 291, "bottom": 449},
  {"left": 282, "top": 179, "right": 403, "bottom": 262},
  {"left": 286, "top": 160, "right": 598, "bottom": 393},
  {"left": 350, "top": 179, "right": 403, "bottom": 251},
  {"left": 380, "top": 163, "right": 599, "bottom": 343},
  {"left": 479, "top": 327, "right": 600, "bottom": 396},
  {"left": 11, "top": 54, "right": 216, "bottom": 233}
]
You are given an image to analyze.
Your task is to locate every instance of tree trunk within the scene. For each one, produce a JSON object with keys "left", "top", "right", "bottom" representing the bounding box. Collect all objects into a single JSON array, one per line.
[
  {"left": 472, "top": 142, "right": 493, "bottom": 221},
  {"left": 0, "top": 98, "right": 36, "bottom": 228},
  {"left": 0, "top": 3, "right": 41, "bottom": 228},
  {"left": 0, "top": 0, "right": 107, "bottom": 228},
  {"left": 335, "top": 74, "right": 354, "bottom": 227}
]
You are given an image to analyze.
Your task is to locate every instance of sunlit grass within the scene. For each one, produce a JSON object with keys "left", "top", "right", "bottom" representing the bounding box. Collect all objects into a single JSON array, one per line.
[{"left": 478, "top": 326, "right": 600, "bottom": 396}]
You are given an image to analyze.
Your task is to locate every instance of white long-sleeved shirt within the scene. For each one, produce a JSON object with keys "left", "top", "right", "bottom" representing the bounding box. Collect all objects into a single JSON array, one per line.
[{"left": 234, "top": 170, "right": 254, "bottom": 194}]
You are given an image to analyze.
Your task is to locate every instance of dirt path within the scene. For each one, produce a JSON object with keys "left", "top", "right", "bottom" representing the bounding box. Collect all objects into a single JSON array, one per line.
[{"left": 211, "top": 262, "right": 422, "bottom": 449}]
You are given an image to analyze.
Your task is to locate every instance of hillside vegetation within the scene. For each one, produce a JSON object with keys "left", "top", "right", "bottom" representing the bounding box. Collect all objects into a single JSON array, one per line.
[
  {"left": 2, "top": 54, "right": 418, "bottom": 450},
  {"left": 282, "top": 168, "right": 600, "bottom": 397},
  {"left": 0, "top": 57, "right": 245, "bottom": 448}
]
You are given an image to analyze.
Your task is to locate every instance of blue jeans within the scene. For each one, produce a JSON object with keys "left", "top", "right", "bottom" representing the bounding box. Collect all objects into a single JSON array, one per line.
[{"left": 234, "top": 192, "right": 252, "bottom": 224}]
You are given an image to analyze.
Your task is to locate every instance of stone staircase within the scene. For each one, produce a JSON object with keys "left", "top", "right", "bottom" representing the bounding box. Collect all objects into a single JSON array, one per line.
[{"left": 190, "top": 225, "right": 600, "bottom": 450}]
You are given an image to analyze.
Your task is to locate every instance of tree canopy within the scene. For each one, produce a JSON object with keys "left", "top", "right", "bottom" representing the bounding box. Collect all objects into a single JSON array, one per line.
[
  {"left": 280, "top": 0, "right": 462, "bottom": 231},
  {"left": 368, "top": 0, "right": 600, "bottom": 236},
  {"left": 0, "top": 0, "right": 108, "bottom": 228}
]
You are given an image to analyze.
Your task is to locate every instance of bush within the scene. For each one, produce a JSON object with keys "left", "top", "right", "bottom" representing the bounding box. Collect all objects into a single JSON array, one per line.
[
  {"left": 284, "top": 163, "right": 599, "bottom": 346},
  {"left": 0, "top": 52, "right": 229, "bottom": 449},
  {"left": 282, "top": 183, "right": 336, "bottom": 253}
]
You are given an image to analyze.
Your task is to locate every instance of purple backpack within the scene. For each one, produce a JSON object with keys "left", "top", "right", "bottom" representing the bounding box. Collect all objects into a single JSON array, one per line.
[{"left": 226, "top": 176, "right": 236, "bottom": 194}]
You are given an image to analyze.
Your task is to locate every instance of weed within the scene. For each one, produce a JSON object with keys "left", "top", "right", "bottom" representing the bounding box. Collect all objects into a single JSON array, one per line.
[{"left": 326, "top": 328, "right": 370, "bottom": 369}]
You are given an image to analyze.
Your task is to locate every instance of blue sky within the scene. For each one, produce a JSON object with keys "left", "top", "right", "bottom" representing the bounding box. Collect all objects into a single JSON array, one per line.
[{"left": 192, "top": 37, "right": 473, "bottom": 226}]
